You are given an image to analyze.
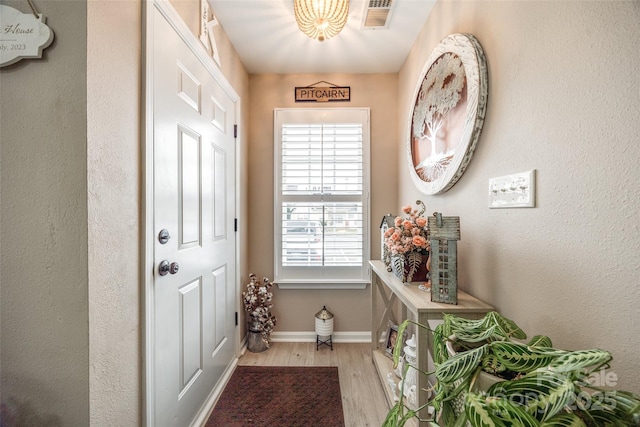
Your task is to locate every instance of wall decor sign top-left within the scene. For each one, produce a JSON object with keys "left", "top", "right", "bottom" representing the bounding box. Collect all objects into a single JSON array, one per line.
[{"left": 1, "top": 5, "right": 54, "bottom": 68}]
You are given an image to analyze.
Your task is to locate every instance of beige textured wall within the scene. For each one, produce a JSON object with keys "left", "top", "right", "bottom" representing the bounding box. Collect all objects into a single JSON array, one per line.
[
  {"left": 248, "top": 73, "right": 398, "bottom": 333},
  {"left": 0, "top": 1, "right": 89, "bottom": 425},
  {"left": 398, "top": 1, "right": 640, "bottom": 392},
  {"left": 87, "top": 1, "right": 141, "bottom": 425}
]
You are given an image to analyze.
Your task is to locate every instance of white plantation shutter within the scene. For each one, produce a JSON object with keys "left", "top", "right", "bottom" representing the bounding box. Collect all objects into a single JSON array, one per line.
[{"left": 274, "top": 109, "right": 370, "bottom": 287}]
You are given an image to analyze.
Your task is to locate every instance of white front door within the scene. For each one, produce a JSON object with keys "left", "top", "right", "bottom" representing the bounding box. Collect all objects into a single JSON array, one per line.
[{"left": 148, "top": 6, "right": 236, "bottom": 426}]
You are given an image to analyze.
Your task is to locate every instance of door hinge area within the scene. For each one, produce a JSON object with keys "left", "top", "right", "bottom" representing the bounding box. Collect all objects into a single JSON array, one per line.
[
  {"left": 233, "top": 124, "right": 238, "bottom": 138},
  {"left": 235, "top": 312, "right": 238, "bottom": 326}
]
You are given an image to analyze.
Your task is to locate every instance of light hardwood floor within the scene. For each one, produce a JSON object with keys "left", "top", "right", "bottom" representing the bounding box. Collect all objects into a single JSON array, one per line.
[{"left": 238, "top": 342, "right": 390, "bottom": 427}]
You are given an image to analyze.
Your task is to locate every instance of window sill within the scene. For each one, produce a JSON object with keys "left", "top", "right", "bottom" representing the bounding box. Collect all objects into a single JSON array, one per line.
[{"left": 274, "top": 280, "right": 370, "bottom": 290}]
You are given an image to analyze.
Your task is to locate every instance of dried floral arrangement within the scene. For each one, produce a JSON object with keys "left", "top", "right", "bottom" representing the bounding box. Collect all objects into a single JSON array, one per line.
[{"left": 242, "top": 273, "right": 277, "bottom": 347}]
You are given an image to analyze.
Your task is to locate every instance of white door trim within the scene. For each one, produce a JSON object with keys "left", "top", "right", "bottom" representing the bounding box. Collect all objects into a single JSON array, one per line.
[{"left": 142, "top": 1, "right": 242, "bottom": 425}]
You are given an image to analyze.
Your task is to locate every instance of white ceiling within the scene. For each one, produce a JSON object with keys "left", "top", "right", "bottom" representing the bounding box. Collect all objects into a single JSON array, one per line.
[{"left": 209, "top": 0, "right": 435, "bottom": 74}]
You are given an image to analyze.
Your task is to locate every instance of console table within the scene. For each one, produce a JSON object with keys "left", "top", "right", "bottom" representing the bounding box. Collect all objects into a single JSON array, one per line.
[{"left": 370, "top": 260, "right": 493, "bottom": 424}]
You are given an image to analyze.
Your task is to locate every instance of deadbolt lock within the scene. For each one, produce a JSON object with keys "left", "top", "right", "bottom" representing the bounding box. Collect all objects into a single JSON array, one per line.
[{"left": 158, "top": 229, "right": 171, "bottom": 244}]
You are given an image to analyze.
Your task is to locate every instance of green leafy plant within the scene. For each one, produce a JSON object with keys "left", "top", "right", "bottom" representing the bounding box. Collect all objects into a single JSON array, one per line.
[{"left": 383, "top": 311, "right": 640, "bottom": 427}]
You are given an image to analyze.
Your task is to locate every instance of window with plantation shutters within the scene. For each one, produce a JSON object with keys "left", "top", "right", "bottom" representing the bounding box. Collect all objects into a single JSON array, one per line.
[{"left": 274, "top": 108, "right": 370, "bottom": 288}]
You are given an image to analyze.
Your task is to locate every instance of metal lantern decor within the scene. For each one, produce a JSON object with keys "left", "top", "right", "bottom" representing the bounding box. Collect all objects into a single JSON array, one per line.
[
  {"left": 315, "top": 305, "right": 334, "bottom": 350},
  {"left": 428, "top": 212, "right": 461, "bottom": 304},
  {"left": 380, "top": 213, "right": 395, "bottom": 269}
]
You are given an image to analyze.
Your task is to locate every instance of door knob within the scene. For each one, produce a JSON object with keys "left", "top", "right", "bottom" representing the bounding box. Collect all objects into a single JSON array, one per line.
[{"left": 159, "top": 260, "right": 180, "bottom": 276}]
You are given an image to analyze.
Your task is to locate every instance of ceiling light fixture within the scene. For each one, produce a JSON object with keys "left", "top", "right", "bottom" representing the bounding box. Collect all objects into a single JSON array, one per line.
[{"left": 294, "top": 0, "right": 349, "bottom": 42}]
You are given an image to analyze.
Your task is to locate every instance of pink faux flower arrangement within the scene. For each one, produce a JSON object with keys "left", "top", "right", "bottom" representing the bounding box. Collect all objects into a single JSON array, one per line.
[{"left": 384, "top": 203, "right": 429, "bottom": 255}]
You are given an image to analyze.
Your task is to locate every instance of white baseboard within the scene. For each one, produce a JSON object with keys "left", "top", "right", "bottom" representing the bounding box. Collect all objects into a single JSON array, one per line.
[{"left": 270, "top": 331, "right": 372, "bottom": 343}]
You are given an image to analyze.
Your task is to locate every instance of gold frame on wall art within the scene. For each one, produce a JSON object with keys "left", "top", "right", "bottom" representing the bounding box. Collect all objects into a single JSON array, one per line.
[{"left": 407, "top": 33, "right": 488, "bottom": 195}]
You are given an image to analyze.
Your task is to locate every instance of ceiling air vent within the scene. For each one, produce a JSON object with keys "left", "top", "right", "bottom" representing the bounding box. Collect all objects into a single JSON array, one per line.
[{"left": 361, "top": 0, "right": 396, "bottom": 29}]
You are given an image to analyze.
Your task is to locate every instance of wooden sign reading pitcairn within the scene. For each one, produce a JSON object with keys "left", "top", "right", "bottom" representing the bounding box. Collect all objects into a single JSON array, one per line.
[
  {"left": 295, "top": 86, "right": 350, "bottom": 102},
  {"left": 1, "top": 5, "right": 54, "bottom": 67}
]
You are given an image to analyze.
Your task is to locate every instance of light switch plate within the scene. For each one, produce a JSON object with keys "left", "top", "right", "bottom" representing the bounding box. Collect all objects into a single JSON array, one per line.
[{"left": 489, "top": 170, "right": 536, "bottom": 208}]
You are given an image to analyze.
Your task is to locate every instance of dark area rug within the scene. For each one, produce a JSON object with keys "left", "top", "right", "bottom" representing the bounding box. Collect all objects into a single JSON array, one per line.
[{"left": 205, "top": 366, "right": 345, "bottom": 427}]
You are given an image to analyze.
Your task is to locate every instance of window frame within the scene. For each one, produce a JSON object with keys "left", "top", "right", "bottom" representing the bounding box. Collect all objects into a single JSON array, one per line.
[{"left": 273, "top": 108, "right": 371, "bottom": 289}]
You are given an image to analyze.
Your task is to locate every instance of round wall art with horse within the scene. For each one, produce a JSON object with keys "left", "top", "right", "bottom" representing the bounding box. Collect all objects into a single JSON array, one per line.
[{"left": 407, "top": 33, "right": 488, "bottom": 195}]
